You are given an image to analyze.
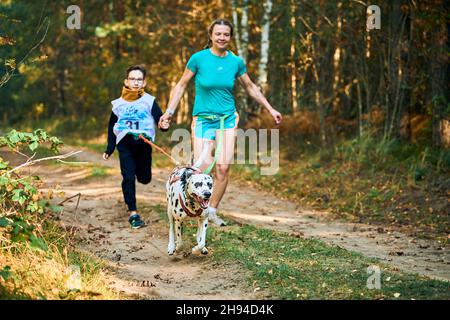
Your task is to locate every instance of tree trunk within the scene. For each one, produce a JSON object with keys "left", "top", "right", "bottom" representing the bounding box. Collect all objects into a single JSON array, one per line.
[
  {"left": 290, "top": 0, "right": 298, "bottom": 114},
  {"left": 257, "top": 0, "right": 273, "bottom": 96},
  {"left": 385, "top": 0, "right": 409, "bottom": 139},
  {"left": 431, "top": 0, "right": 449, "bottom": 148},
  {"left": 231, "top": 0, "right": 249, "bottom": 122}
]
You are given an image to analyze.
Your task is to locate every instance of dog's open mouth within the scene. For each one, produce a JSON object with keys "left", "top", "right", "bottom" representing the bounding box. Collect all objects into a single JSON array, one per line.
[{"left": 193, "top": 194, "right": 209, "bottom": 209}]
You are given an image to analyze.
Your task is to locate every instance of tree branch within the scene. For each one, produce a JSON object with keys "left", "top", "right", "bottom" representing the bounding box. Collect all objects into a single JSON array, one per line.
[{"left": 3, "top": 150, "right": 83, "bottom": 175}]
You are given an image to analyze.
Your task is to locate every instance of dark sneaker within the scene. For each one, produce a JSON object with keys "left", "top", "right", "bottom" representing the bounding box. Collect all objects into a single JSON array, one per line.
[{"left": 128, "top": 214, "right": 145, "bottom": 229}]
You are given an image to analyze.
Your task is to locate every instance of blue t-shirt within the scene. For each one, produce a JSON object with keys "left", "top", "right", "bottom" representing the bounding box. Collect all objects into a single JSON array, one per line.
[{"left": 186, "top": 49, "right": 247, "bottom": 116}]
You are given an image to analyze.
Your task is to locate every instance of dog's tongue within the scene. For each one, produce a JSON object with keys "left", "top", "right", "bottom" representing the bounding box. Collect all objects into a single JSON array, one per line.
[{"left": 199, "top": 198, "right": 209, "bottom": 208}]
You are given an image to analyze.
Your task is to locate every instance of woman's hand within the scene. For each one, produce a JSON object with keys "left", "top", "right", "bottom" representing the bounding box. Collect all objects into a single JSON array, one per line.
[
  {"left": 103, "top": 153, "right": 110, "bottom": 160},
  {"left": 158, "top": 112, "right": 172, "bottom": 129},
  {"left": 269, "top": 108, "right": 282, "bottom": 125}
]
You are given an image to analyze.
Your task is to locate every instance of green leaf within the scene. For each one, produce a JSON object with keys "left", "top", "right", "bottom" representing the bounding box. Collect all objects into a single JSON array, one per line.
[
  {"left": 29, "top": 140, "right": 39, "bottom": 151},
  {"left": 26, "top": 201, "right": 39, "bottom": 212},
  {"left": 0, "top": 266, "right": 12, "bottom": 281},
  {"left": 48, "top": 204, "right": 64, "bottom": 213},
  {"left": 95, "top": 26, "right": 110, "bottom": 38},
  {"left": 0, "top": 176, "right": 8, "bottom": 185},
  {"left": 29, "top": 234, "right": 48, "bottom": 251},
  {"left": 38, "top": 199, "right": 49, "bottom": 207},
  {"left": 8, "top": 132, "right": 20, "bottom": 143},
  {"left": 11, "top": 189, "right": 22, "bottom": 201},
  {"left": 0, "top": 216, "right": 10, "bottom": 227}
]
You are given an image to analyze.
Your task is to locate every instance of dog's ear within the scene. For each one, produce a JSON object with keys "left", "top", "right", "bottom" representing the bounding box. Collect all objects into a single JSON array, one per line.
[{"left": 181, "top": 169, "right": 193, "bottom": 184}]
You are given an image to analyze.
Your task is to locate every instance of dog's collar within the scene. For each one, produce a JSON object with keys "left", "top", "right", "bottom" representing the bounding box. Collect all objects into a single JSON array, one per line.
[{"left": 179, "top": 194, "right": 203, "bottom": 217}]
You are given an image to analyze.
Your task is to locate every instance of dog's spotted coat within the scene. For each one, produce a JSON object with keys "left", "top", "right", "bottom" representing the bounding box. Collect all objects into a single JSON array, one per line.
[{"left": 166, "top": 166, "right": 213, "bottom": 255}]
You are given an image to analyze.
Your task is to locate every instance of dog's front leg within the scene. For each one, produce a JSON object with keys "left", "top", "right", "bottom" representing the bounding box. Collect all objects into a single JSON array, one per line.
[
  {"left": 174, "top": 218, "right": 183, "bottom": 252},
  {"left": 192, "top": 217, "right": 208, "bottom": 255},
  {"left": 167, "top": 209, "right": 176, "bottom": 255}
]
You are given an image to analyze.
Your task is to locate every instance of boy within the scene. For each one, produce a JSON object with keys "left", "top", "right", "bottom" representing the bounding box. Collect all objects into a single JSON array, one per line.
[{"left": 103, "top": 65, "right": 169, "bottom": 229}]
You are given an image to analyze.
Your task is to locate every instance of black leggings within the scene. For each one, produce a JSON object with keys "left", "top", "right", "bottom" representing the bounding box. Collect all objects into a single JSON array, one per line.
[{"left": 116, "top": 135, "right": 152, "bottom": 211}]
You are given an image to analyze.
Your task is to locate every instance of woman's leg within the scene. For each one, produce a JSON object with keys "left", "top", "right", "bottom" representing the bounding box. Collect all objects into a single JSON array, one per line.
[
  {"left": 191, "top": 116, "right": 214, "bottom": 170},
  {"left": 209, "top": 127, "right": 236, "bottom": 209}
]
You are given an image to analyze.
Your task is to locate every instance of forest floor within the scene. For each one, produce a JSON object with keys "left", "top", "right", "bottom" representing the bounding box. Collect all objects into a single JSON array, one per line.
[{"left": 3, "top": 145, "right": 448, "bottom": 299}]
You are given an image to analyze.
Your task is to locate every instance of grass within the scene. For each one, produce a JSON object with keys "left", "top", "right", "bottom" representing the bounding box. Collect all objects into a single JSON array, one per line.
[
  {"left": 209, "top": 224, "right": 450, "bottom": 300},
  {"left": 230, "top": 133, "right": 450, "bottom": 242},
  {"left": 0, "top": 220, "right": 119, "bottom": 300},
  {"left": 142, "top": 204, "right": 449, "bottom": 300}
]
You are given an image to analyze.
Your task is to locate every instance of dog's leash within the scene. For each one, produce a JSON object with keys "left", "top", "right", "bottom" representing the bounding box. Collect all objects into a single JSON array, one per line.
[
  {"left": 196, "top": 114, "right": 230, "bottom": 175},
  {"left": 138, "top": 134, "right": 181, "bottom": 166},
  {"left": 139, "top": 113, "right": 231, "bottom": 173}
]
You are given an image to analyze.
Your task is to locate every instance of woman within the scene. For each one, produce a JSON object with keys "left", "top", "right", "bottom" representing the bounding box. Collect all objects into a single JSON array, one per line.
[{"left": 159, "top": 19, "right": 282, "bottom": 226}]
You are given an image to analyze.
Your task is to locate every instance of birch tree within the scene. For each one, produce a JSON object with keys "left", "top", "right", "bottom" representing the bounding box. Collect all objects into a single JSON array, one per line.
[
  {"left": 257, "top": 0, "right": 273, "bottom": 96},
  {"left": 231, "top": 0, "right": 249, "bottom": 63},
  {"left": 231, "top": 0, "right": 249, "bottom": 119}
]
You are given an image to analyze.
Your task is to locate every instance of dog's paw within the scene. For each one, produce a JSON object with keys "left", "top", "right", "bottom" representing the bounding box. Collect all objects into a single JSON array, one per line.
[
  {"left": 192, "top": 246, "right": 208, "bottom": 255},
  {"left": 168, "top": 244, "right": 176, "bottom": 256}
]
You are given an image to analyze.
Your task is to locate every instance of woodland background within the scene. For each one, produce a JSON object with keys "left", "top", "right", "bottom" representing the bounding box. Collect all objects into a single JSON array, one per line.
[{"left": 1, "top": 0, "right": 448, "bottom": 148}]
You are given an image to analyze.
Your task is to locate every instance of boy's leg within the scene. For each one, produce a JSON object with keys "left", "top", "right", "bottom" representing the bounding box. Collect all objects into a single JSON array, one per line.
[
  {"left": 117, "top": 136, "right": 137, "bottom": 211},
  {"left": 135, "top": 140, "right": 152, "bottom": 185}
]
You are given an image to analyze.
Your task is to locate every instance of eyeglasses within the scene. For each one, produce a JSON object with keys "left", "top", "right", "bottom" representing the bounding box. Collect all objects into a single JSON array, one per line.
[{"left": 128, "top": 78, "right": 144, "bottom": 83}]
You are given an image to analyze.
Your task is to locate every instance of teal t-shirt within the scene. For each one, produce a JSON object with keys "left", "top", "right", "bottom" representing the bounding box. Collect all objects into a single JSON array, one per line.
[{"left": 186, "top": 49, "right": 247, "bottom": 116}]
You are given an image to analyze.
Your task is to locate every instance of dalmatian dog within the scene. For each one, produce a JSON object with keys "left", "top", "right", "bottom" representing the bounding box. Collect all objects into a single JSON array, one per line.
[{"left": 166, "top": 166, "right": 213, "bottom": 256}]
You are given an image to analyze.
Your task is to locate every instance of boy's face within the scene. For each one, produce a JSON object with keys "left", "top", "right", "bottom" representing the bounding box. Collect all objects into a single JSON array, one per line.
[{"left": 124, "top": 70, "right": 146, "bottom": 90}]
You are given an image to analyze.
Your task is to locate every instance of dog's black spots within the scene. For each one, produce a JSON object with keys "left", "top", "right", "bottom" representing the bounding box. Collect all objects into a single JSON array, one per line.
[
  {"left": 178, "top": 226, "right": 181, "bottom": 229},
  {"left": 179, "top": 213, "right": 182, "bottom": 217},
  {"left": 194, "top": 182, "right": 203, "bottom": 188},
  {"left": 204, "top": 223, "right": 207, "bottom": 227},
  {"left": 175, "top": 199, "right": 178, "bottom": 207}
]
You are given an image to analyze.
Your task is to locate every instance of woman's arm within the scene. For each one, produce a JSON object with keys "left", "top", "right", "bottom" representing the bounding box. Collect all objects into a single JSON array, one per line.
[
  {"left": 237, "top": 73, "right": 282, "bottom": 124},
  {"left": 167, "top": 68, "right": 195, "bottom": 115},
  {"left": 158, "top": 68, "right": 195, "bottom": 127}
]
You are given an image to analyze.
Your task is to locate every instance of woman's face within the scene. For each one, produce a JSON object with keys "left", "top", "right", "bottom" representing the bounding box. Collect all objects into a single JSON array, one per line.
[{"left": 210, "top": 24, "right": 231, "bottom": 50}]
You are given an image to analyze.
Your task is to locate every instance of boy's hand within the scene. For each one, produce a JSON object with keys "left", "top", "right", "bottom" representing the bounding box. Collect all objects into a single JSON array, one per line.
[
  {"left": 158, "top": 117, "right": 170, "bottom": 130},
  {"left": 103, "top": 153, "right": 110, "bottom": 160}
]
